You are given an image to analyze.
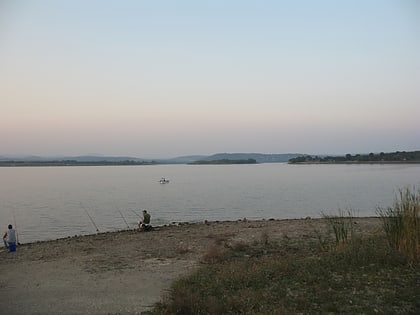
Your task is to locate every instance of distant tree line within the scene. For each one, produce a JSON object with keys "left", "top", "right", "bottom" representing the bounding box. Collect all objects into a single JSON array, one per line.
[
  {"left": 288, "top": 151, "right": 420, "bottom": 164},
  {"left": 0, "top": 160, "right": 157, "bottom": 167},
  {"left": 188, "top": 159, "right": 258, "bottom": 165}
]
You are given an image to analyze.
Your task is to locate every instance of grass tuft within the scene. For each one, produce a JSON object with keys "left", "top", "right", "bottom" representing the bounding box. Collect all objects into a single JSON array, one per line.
[
  {"left": 260, "top": 230, "right": 269, "bottom": 245},
  {"left": 201, "top": 244, "right": 228, "bottom": 264},
  {"left": 377, "top": 186, "right": 420, "bottom": 263},
  {"left": 321, "top": 209, "right": 355, "bottom": 250}
]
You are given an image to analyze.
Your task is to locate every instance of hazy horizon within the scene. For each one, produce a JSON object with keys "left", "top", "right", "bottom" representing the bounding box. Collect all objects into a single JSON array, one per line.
[
  {"left": 2, "top": 149, "right": 419, "bottom": 161},
  {"left": 1, "top": 1, "right": 419, "bottom": 159}
]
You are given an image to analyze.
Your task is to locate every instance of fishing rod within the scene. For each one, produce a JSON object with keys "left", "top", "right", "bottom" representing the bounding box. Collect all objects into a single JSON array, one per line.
[
  {"left": 131, "top": 209, "right": 141, "bottom": 218},
  {"left": 131, "top": 209, "right": 144, "bottom": 230},
  {"left": 117, "top": 208, "right": 130, "bottom": 230},
  {"left": 11, "top": 207, "right": 20, "bottom": 245},
  {"left": 80, "top": 202, "right": 99, "bottom": 233},
  {"left": 113, "top": 201, "right": 130, "bottom": 230}
]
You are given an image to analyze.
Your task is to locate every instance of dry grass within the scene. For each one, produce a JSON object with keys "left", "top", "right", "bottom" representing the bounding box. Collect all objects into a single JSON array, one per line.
[
  {"left": 377, "top": 187, "right": 420, "bottom": 263},
  {"left": 176, "top": 245, "right": 192, "bottom": 255},
  {"left": 149, "top": 211, "right": 420, "bottom": 314},
  {"left": 201, "top": 244, "right": 228, "bottom": 264},
  {"left": 260, "top": 230, "right": 269, "bottom": 245},
  {"left": 151, "top": 235, "right": 419, "bottom": 314},
  {"left": 321, "top": 209, "right": 355, "bottom": 250}
]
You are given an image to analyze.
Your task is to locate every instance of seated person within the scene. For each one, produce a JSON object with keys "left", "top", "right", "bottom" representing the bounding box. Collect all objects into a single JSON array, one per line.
[{"left": 138, "top": 210, "right": 152, "bottom": 231}]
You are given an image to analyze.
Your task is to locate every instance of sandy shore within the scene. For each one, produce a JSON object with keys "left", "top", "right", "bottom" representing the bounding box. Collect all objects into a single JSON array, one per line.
[{"left": 0, "top": 218, "right": 382, "bottom": 315}]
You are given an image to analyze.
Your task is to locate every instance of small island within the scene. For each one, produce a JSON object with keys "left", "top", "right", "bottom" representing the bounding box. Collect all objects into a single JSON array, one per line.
[{"left": 288, "top": 150, "right": 420, "bottom": 164}]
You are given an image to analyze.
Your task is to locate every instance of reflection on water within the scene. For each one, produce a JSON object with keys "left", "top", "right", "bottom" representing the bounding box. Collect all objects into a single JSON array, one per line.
[{"left": 0, "top": 163, "right": 419, "bottom": 243}]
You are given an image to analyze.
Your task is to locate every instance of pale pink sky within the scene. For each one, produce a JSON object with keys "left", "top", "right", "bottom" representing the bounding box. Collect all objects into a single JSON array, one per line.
[{"left": 1, "top": 1, "right": 419, "bottom": 158}]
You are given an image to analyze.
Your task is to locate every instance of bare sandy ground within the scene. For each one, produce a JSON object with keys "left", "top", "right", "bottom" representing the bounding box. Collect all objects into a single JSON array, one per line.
[{"left": 0, "top": 218, "right": 382, "bottom": 315}]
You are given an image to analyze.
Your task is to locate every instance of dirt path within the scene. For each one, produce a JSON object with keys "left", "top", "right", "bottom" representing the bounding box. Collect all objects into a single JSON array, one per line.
[{"left": 0, "top": 218, "right": 381, "bottom": 314}]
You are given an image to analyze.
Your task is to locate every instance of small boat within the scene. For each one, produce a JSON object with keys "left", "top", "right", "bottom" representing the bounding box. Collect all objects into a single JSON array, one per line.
[{"left": 159, "top": 177, "right": 170, "bottom": 184}]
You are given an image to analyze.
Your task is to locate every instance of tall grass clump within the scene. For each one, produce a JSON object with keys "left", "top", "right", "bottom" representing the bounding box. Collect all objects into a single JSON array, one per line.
[
  {"left": 377, "top": 186, "right": 420, "bottom": 263},
  {"left": 321, "top": 209, "right": 355, "bottom": 250}
]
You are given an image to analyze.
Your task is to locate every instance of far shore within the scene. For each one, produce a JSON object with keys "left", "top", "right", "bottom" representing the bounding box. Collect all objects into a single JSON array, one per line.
[{"left": 288, "top": 161, "right": 420, "bottom": 165}]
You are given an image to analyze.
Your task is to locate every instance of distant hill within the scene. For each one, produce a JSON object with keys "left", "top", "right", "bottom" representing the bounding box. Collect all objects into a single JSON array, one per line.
[
  {"left": 0, "top": 155, "right": 150, "bottom": 162},
  {"left": 162, "top": 153, "right": 303, "bottom": 164},
  {"left": 0, "top": 152, "right": 304, "bottom": 166},
  {"left": 188, "top": 158, "right": 258, "bottom": 165},
  {"left": 160, "top": 155, "right": 208, "bottom": 164},
  {"left": 0, "top": 155, "right": 155, "bottom": 166},
  {"left": 199, "top": 153, "right": 303, "bottom": 163}
]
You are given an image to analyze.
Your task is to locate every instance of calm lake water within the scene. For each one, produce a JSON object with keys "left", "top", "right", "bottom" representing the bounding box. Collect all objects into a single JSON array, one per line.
[{"left": 1, "top": 163, "right": 419, "bottom": 244}]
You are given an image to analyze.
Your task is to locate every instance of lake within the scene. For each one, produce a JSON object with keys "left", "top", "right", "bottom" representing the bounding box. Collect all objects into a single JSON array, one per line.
[{"left": 1, "top": 163, "right": 419, "bottom": 244}]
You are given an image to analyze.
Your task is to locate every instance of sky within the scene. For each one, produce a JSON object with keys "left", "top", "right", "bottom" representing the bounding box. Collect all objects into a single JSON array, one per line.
[{"left": 1, "top": 0, "right": 419, "bottom": 158}]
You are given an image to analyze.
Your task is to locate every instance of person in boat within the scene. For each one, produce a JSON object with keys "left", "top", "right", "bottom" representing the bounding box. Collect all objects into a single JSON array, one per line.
[
  {"left": 3, "top": 224, "right": 17, "bottom": 251},
  {"left": 138, "top": 210, "right": 152, "bottom": 231}
]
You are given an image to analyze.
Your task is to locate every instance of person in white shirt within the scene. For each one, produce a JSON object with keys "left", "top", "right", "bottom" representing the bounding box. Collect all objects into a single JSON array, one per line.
[{"left": 3, "top": 224, "right": 17, "bottom": 250}]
